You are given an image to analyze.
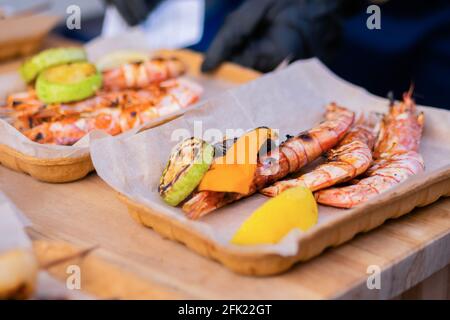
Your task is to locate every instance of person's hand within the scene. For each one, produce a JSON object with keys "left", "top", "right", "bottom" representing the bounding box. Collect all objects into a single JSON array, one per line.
[{"left": 201, "top": 0, "right": 342, "bottom": 73}]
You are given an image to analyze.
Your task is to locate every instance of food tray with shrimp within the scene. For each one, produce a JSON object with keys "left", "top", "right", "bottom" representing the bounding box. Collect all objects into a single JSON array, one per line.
[
  {"left": 90, "top": 58, "right": 450, "bottom": 276},
  {"left": 0, "top": 48, "right": 260, "bottom": 182}
]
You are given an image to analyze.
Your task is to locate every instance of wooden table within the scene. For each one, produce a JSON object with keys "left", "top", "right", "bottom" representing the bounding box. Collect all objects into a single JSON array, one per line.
[
  {"left": 1, "top": 167, "right": 449, "bottom": 299},
  {"left": 0, "top": 35, "right": 79, "bottom": 74},
  {"left": 1, "top": 36, "right": 449, "bottom": 300}
]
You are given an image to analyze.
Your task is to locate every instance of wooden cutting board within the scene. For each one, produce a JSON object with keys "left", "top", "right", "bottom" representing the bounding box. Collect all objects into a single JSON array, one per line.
[{"left": 1, "top": 166, "right": 449, "bottom": 299}]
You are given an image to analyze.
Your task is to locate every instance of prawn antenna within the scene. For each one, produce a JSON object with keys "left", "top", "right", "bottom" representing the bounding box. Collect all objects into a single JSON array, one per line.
[{"left": 406, "top": 82, "right": 415, "bottom": 99}]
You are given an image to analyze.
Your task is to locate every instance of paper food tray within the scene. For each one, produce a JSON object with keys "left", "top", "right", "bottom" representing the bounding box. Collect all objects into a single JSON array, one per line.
[
  {"left": 0, "top": 49, "right": 259, "bottom": 182},
  {"left": 91, "top": 58, "right": 450, "bottom": 276}
]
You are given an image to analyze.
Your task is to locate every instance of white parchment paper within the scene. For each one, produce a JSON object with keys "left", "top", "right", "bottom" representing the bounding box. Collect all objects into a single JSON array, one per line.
[
  {"left": 91, "top": 58, "right": 450, "bottom": 257},
  {"left": 0, "top": 192, "right": 31, "bottom": 252}
]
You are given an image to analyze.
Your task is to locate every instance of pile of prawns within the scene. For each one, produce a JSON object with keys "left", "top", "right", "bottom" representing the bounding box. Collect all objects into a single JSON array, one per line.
[
  {"left": 183, "top": 89, "right": 425, "bottom": 218},
  {"left": 0, "top": 57, "right": 202, "bottom": 145}
]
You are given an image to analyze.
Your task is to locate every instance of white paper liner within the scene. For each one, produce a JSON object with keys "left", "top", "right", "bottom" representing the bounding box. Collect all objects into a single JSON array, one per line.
[{"left": 90, "top": 58, "right": 450, "bottom": 257}]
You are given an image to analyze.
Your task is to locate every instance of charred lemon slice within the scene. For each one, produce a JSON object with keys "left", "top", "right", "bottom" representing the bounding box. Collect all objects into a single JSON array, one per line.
[
  {"left": 36, "top": 62, "right": 102, "bottom": 104},
  {"left": 20, "top": 47, "right": 87, "bottom": 83},
  {"left": 159, "top": 137, "right": 214, "bottom": 206}
]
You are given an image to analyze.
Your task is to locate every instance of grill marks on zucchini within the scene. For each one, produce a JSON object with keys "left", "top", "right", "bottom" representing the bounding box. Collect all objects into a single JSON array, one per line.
[{"left": 159, "top": 138, "right": 214, "bottom": 206}]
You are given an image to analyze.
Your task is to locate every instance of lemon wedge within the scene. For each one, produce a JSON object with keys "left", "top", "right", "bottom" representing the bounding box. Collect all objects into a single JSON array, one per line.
[
  {"left": 96, "top": 50, "right": 150, "bottom": 71},
  {"left": 231, "top": 187, "right": 318, "bottom": 245}
]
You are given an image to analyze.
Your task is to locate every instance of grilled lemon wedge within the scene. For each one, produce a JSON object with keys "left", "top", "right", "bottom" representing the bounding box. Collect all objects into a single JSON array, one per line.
[{"left": 231, "top": 187, "right": 318, "bottom": 245}]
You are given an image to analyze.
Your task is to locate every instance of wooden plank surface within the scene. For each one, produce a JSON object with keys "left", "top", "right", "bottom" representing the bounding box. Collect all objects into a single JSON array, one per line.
[{"left": 1, "top": 166, "right": 449, "bottom": 299}]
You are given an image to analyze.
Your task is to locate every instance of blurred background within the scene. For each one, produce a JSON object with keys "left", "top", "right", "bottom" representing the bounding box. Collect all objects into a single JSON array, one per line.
[{"left": 1, "top": 0, "right": 449, "bottom": 109}]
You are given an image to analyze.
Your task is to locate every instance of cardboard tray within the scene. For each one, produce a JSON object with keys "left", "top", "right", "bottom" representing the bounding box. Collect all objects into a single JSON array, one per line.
[
  {"left": 0, "top": 144, "right": 93, "bottom": 183},
  {"left": 0, "top": 49, "right": 260, "bottom": 183},
  {"left": 99, "top": 59, "right": 450, "bottom": 277},
  {"left": 119, "top": 168, "right": 450, "bottom": 276}
]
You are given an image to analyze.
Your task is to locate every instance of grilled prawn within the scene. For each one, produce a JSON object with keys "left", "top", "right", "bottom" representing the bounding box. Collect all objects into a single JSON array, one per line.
[
  {"left": 7, "top": 79, "right": 202, "bottom": 145},
  {"left": 315, "top": 151, "right": 424, "bottom": 208},
  {"left": 24, "top": 116, "right": 89, "bottom": 145},
  {"left": 182, "top": 103, "right": 355, "bottom": 219},
  {"left": 102, "top": 57, "right": 186, "bottom": 91},
  {"left": 260, "top": 116, "right": 377, "bottom": 196},
  {"left": 315, "top": 90, "right": 425, "bottom": 208}
]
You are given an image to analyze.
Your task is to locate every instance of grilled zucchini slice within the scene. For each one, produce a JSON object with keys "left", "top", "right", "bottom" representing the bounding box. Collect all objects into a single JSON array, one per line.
[
  {"left": 36, "top": 62, "right": 102, "bottom": 104},
  {"left": 20, "top": 47, "right": 87, "bottom": 83},
  {"left": 159, "top": 137, "right": 214, "bottom": 206}
]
